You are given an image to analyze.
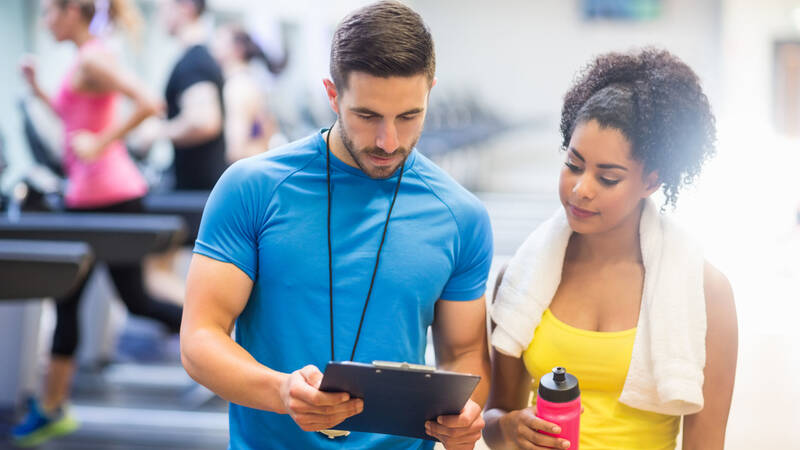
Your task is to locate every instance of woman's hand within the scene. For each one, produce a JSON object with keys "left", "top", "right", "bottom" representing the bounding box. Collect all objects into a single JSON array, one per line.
[
  {"left": 71, "top": 130, "right": 106, "bottom": 162},
  {"left": 19, "top": 55, "right": 57, "bottom": 114},
  {"left": 499, "top": 407, "right": 572, "bottom": 449},
  {"left": 20, "top": 56, "right": 38, "bottom": 88}
]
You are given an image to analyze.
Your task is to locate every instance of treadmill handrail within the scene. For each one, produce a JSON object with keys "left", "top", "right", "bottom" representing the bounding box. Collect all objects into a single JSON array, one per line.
[
  {"left": 0, "top": 239, "right": 94, "bottom": 300},
  {"left": 0, "top": 213, "right": 187, "bottom": 263},
  {"left": 0, "top": 212, "right": 184, "bottom": 233},
  {"left": 0, "top": 239, "right": 93, "bottom": 263}
]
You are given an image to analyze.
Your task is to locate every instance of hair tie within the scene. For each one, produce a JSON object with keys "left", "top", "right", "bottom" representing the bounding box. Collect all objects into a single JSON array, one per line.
[{"left": 89, "top": 0, "right": 110, "bottom": 36}]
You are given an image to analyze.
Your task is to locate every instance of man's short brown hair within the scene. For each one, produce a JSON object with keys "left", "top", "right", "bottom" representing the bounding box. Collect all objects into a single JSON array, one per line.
[{"left": 330, "top": 1, "right": 435, "bottom": 90}]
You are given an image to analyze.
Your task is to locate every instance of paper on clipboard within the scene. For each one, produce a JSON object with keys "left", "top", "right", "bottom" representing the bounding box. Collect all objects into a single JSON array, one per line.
[{"left": 319, "top": 360, "right": 480, "bottom": 441}]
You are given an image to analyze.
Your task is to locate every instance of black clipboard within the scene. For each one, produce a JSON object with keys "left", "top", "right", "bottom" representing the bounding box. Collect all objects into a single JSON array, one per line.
[{"left": 319, "top": 361, "right": 480, "bottom": 441}]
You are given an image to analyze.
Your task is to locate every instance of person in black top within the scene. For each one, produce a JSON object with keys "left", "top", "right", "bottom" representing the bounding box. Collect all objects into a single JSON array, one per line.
[{"left": 158, "top": 0, "right": 226, "bottom": 190}]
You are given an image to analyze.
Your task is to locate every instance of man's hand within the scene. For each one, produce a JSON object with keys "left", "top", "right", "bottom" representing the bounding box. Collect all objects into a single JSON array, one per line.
[
  {"left": 425, "top": 399, "right": 484, "bottom": 449},
  {"left": 279, "top": 365, "right": 364, "bottom": 432}
]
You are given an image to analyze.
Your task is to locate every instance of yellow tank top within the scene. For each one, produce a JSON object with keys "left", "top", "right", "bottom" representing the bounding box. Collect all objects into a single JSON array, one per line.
[{"left": 522, "top": 309, "right": 679, "bottom": 450}]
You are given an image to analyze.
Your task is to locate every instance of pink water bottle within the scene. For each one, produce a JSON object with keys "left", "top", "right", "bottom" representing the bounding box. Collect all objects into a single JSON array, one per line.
[{"left": 534, "top": 366, "right": 581, "bottom": 449}]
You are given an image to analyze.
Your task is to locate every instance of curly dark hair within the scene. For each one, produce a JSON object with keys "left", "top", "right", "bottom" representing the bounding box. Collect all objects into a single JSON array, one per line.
[{"left": 560, "top": 48, "right": 716, "bottom": 207}]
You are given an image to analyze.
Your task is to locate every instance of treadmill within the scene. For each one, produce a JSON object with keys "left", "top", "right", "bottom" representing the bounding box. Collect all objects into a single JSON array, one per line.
[{"left": 0, "top": 239, "right": 94, "bottom": 412}]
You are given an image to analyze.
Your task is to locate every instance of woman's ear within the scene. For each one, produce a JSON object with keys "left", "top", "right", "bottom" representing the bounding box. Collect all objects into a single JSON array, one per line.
[{"left": 643, "top": 170, "right": 661, "bottom": 197}]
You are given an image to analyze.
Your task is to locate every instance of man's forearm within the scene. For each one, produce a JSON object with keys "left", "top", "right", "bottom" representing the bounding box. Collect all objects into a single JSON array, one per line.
[
  {"left": 166, "top": 114, "right": 221, "bottom": 148},
  {"left": 439, "top": 348, "right": 491, "bottom": 407},
  {"left": 181, "top": 327, "right": 288, "bottom": 413}
]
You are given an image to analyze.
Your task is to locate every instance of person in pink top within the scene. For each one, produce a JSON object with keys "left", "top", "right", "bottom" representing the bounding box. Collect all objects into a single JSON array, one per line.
[
  {"left": 52, "top": 38, "right": 149, "bottom": 208},
  {"left": 13, "top": 1, "right": 182, "bottom": 446}
]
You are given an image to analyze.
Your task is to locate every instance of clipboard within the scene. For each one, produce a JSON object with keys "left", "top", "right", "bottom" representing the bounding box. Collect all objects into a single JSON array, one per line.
[{"left": 319, "top": 360, "right": 480, "bottom": 441}]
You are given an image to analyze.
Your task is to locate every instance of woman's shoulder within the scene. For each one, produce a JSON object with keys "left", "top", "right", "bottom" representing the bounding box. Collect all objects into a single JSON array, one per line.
[
  {"left": 703, "top": 260, "right": 737, "bottom": 332},
  {"left": 703, "top": 261, "right": 733, "bottom": 305},
  {"left": 78, "top": 39, "right": 115, "bottom": 61},
  {"left": 224, "top": 72, "right": 263, "bottom": 105},
  {"left": 75, "top": 41, "right": 118, "bottom": 78}
]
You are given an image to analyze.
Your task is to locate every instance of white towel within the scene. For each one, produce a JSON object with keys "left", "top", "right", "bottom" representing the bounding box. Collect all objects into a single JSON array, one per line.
[{"left": 491, "top": 199, "right": 706, "bottom": 416}]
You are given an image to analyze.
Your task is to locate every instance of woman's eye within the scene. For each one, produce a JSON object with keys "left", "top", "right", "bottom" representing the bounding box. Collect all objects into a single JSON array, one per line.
[
  {"left": 600, "top": 178, "right": 621, "bottom": 186},
  {"left": 564, "top": 162, "right": 582, "bottom": 173}
]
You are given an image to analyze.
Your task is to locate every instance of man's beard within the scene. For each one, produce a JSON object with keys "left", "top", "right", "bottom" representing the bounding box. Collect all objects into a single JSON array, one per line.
[{"left": 338, "top": 120, "right": 419, "bottom": 180}]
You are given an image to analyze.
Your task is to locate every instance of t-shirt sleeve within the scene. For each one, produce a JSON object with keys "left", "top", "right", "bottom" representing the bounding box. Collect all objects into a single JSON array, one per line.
[
  {"left": 193, "top": 162, "right": 260, "bottom": 280},
  {"left": 439, "top": 201, "right": 494, "bottom": 301},
  {"left": 175, "top": 51, "right": 221, "bottom": 96}
]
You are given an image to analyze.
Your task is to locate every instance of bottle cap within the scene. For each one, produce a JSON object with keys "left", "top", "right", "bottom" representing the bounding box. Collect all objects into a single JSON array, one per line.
[{"left": 538, "top": 366, "right": 580, "bottom": 403}]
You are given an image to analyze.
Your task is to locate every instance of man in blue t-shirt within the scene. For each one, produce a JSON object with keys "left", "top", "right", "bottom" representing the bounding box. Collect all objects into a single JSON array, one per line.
[{"left": 181, "top": 2, "right": 493, "bottom": 449}]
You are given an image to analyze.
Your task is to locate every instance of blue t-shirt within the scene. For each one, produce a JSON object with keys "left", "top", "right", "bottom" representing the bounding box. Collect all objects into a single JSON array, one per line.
[{"left": 194, "top": 131, "right": 493, "bottom": 449}]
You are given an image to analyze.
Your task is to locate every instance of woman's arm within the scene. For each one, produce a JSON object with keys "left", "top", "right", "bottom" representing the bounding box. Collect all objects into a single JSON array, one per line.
[
  {"left": 482, "top": 349, "right": 533, "bottom": 449},
  {"left": 20, "top": 57, "right": 57, "bottom": 115},
  {"left": 483, "top": 267, "right": 569, "bottom": 450},
  {"left": 73, "top": 49, "right": 162, "bottom": 160},
  {"left": 483, "top": 350, "right": 569, "bottom": 450},
  {"left": 682, "top": 261, "right": 738, "bottom": 450},
  {"left": 222, "top": 77, "right": 256, "bottom": 163}
]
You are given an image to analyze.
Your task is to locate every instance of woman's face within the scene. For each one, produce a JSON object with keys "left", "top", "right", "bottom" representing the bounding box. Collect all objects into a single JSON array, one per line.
[
  {"left": 42, "top": 0, "right": 79, "bottom": 42},
  {"left": 558, "top": 119, "right": 660, "bottom": 235},
  {"left": 211, "top": 27, "right": 237, "bottom": 66}
]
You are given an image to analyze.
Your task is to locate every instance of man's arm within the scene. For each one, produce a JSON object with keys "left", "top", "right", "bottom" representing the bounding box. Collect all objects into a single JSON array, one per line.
[
  {"left": 682, "top": 262, "right": 738, "bottom": 450},
  {"left": 181, "top": 253, "right": 284, "bottom": 411},
  {"left": 181, "top": 254, "right": 362, "bottom": 430},
  {"left": 432, "top": 297, "right": 491, "bottom": 405},
  {"left": 165, "top": 81, "right": 223, "bottom": 148},
  {"left": 424, "top": 297, "right": 490, "bottom": 449}
]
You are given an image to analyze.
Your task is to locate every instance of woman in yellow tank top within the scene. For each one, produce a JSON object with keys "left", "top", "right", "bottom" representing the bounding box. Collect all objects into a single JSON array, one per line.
[{"left": 482, "top": 49, "right": 738, "bottom": 450}]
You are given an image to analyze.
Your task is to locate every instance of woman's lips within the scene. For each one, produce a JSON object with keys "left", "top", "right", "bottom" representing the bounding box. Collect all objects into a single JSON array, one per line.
[{"left": 568, "top": 204, "right": 599, "bottom": 219}]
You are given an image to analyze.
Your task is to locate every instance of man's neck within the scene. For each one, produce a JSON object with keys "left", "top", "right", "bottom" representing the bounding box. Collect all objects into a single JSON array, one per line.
[
  {"left": 327, "top": 123, "right": 358, "bottom": 168},
  {"left": 177, "top": 21, "right": 206, "bottom": 47}
]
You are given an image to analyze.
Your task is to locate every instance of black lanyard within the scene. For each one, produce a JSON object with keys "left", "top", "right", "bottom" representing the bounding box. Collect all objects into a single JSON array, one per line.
[{"left": 326, "top": 124, "right": 404, "bottom": 362}]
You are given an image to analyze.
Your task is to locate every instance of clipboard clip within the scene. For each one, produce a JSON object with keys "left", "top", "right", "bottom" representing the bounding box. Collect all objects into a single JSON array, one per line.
[{"left": 372, "top": 360, "right": 436, "bottom": 372}]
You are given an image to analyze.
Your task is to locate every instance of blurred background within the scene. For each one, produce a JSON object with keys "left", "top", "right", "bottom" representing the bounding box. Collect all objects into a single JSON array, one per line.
[{"left": 0, "top": 0, "right": 798, "bottom": 448}]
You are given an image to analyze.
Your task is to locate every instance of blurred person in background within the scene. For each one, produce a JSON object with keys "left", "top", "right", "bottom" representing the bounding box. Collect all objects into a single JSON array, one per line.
[
  {"left": 482, "top": 49, "right": 737, "bottom": 450},
  {"left": 135, "top": 0, "right": 229, "bottom": 309},
  {"left": 12, "top": 0, "right": 183, "bottom": 446},
  {"left": 137, "top": 0, "right": 227, "bottom": 191},
  {"left": 212, "top": 23, "right": 288, "bottom": 163}
]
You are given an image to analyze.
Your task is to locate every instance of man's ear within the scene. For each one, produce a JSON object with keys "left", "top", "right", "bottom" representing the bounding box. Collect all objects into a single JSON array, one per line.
[
  {"left": 643, "top": 170, "right": 661, "bottom": 197},
  {"left": 322, "top": 78, "right": 340, "bottom": 115}
]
